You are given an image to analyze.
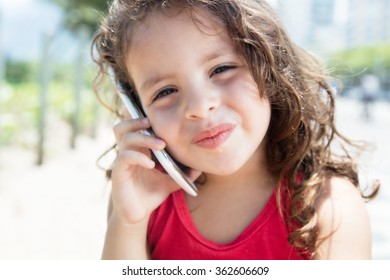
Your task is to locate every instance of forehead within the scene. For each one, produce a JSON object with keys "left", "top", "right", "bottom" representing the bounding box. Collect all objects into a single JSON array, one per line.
[
  {"left": 126, "top": 8, "right": 235, "bottom": 88},
  {"left": 127, "top": 8, "right": 232, "bottom": 63},
  {"left": 130, "top": 8, "right": 224, "bottom": 47}
]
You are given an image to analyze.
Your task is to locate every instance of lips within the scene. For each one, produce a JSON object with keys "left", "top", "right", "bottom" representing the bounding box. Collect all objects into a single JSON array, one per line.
[{"left": 192, "top": 123, "right": 236, "bottom": 148}]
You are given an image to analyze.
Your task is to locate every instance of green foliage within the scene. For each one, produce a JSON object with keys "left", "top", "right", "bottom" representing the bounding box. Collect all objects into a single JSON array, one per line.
[
  {"left": 1, "top": 1, "right": 113, "bottom": 147},
  {"left": 0, "top": 77, "right": 107, "bottom": 146},
  {"left": 5, "top": 60, "right": 35, "bottom": 84},
  {"left": 0, "top": 83, "right": 40, "bottom": 145},
  {"left": 328, "top": 43, "right": 390, "bottom": 86},
  {"left": 49, "top": 0, "right": 110, "bottom": 33}
]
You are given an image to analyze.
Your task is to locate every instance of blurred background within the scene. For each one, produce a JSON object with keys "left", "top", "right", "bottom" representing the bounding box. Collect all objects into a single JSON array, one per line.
[{"left": 0, "top": 0, "right": 389, "bottom": 259}]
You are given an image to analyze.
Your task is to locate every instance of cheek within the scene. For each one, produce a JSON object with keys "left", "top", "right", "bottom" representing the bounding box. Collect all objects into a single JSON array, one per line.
[
  {"left": 227, "top": 77, "right": 264, "bottom": 111},
  {"left": 230, "top": 72, "right": 260, "bottom": 99},
  {"left": 229, "top": 78, "right": 270, "bottom": 131},
  {"left": 146, "top": 110, "right": 178, "bottom": 141}
]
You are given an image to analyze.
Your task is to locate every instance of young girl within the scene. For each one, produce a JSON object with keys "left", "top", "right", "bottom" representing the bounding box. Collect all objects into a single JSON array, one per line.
[{"left": 91, "top": 0, "right": 378, "bottom": 259}]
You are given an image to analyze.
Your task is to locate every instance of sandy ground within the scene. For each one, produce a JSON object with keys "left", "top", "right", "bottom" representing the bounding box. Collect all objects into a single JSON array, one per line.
[
  {"left": 0, "top": 119, "right": 113, "bottom": 259},
  {"left": 0, "top": 97, "right": 389, "bottom": 259}
]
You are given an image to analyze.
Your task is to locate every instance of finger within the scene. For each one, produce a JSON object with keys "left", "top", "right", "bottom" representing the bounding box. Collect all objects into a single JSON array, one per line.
[
  {"left": 118, "top": 133, "right": 166, "bottom": 151},
  {"left": 113, "top": 117, "right": 150, "bottom": 142},
  {"left": 114, "top": 150, "right": 156, "bottom": 170}
]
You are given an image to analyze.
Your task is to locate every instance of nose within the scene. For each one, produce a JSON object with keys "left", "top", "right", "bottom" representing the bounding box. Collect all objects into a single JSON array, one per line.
[{"left": 184, "top": 86, "right": 220, "bottom": 120}]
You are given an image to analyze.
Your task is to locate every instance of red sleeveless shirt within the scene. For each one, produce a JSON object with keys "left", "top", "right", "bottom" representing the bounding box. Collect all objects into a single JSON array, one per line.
[{"left": 147, "top": 186, "right": 309, "bottom": 260}]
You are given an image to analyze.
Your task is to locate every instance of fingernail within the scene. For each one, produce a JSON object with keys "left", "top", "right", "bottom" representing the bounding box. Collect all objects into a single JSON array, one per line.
[
  {"left": 146, "top": 159, "right": 155, "bottom": 168},
  {"left": 154, "top": 139, "right": 165, "bottom": 146}
]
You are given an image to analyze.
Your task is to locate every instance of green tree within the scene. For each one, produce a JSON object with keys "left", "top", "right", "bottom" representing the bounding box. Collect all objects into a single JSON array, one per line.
[
  {"left": 49, "top": 0, "right": 110, "bottom": 33},
  {"left": 330, "top": 43, "right": 390, "bottom": 75},
  {"left": 43, "top": 0, "right": 111, "bottom": 150},
  {"left": 5, "top": 60, "right": 34, "bottom": 84},
  {"left": 329, "top": 43, "right": 390, "bottom": 89}
]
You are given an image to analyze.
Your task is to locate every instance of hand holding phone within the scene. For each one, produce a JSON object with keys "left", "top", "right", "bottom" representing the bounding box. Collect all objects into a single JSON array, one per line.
[{"left": 117, "top": 91, "right": 198, "bottom": 197}]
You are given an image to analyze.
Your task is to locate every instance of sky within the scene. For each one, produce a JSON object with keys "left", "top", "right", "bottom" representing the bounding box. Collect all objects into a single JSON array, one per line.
[
  {"left": 0, "top": 0, "right": 351, "bottom": 62},
  {"left": 0, "top": 0, "right": 72, "bottom": 61},
  {"left": 0, "top": 0, "right": 276, "bottom": 63}
]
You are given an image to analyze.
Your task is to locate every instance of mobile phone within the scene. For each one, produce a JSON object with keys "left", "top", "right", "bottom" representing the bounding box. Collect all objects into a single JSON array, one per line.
[{"left": 117, "top": 89, "right": 198, "bottom": 197}]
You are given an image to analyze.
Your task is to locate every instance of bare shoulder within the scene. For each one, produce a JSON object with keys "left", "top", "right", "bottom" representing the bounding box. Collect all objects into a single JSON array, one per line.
[
  {"left": 316, "top": 176, "right": 364, "bottom": 207},
  {"left": 314, "top": 176, "right": 372, "bottom": 259}
]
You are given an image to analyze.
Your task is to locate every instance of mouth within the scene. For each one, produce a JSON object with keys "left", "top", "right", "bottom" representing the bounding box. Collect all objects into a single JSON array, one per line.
[{"left": 192, "top": 123, "right": 236, "bottom": 148}]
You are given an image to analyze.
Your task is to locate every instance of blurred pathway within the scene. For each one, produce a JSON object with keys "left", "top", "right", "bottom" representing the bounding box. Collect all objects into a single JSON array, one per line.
[{"left": 0, "top": 122, "right": 113, "bottom": 259}]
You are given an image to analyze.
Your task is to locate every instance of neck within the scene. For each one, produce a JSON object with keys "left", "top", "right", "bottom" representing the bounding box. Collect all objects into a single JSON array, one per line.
[
  {"left": 199, "top": 146, "right": 276, "bottom": 195},
  {"left": 184, "top": 146, "right": 277, "bottom": 244}
]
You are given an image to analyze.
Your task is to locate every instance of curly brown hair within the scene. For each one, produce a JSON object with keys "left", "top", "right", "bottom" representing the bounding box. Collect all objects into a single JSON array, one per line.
[{"left": 91, "top": 0, "right": 379, "bottom": 257}]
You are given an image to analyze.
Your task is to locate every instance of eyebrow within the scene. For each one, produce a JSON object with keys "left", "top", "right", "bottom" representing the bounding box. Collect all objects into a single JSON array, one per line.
[
  {"left": 202, "top": 48, "right": 235, "bottom": 64},
  {"left": 140, "top": 74, "right": 174, "bottom": 94}
]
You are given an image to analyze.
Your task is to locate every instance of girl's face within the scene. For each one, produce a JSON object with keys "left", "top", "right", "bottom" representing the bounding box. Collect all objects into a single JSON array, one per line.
[{"left": 127, "top": 9, "right": 271, "bottom": 175}]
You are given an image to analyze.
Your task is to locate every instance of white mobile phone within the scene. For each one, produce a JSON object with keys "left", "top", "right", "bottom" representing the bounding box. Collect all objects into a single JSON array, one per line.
[{"left": 117, "top": 90, "right": 198, "bottom": 197}]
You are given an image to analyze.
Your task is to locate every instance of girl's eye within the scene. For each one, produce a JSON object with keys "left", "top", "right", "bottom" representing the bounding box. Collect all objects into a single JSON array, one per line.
[
  {"left": 210, "top": 65, "right": 236, "bottom": 77},
  {"left": 153, "top": 87, "right": 177, "bottom": 102}
]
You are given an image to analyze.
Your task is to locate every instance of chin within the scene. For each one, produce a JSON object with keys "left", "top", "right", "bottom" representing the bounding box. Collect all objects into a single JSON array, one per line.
[{"left": 202, "top": 160, "right": 247, "bottom": 176}]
